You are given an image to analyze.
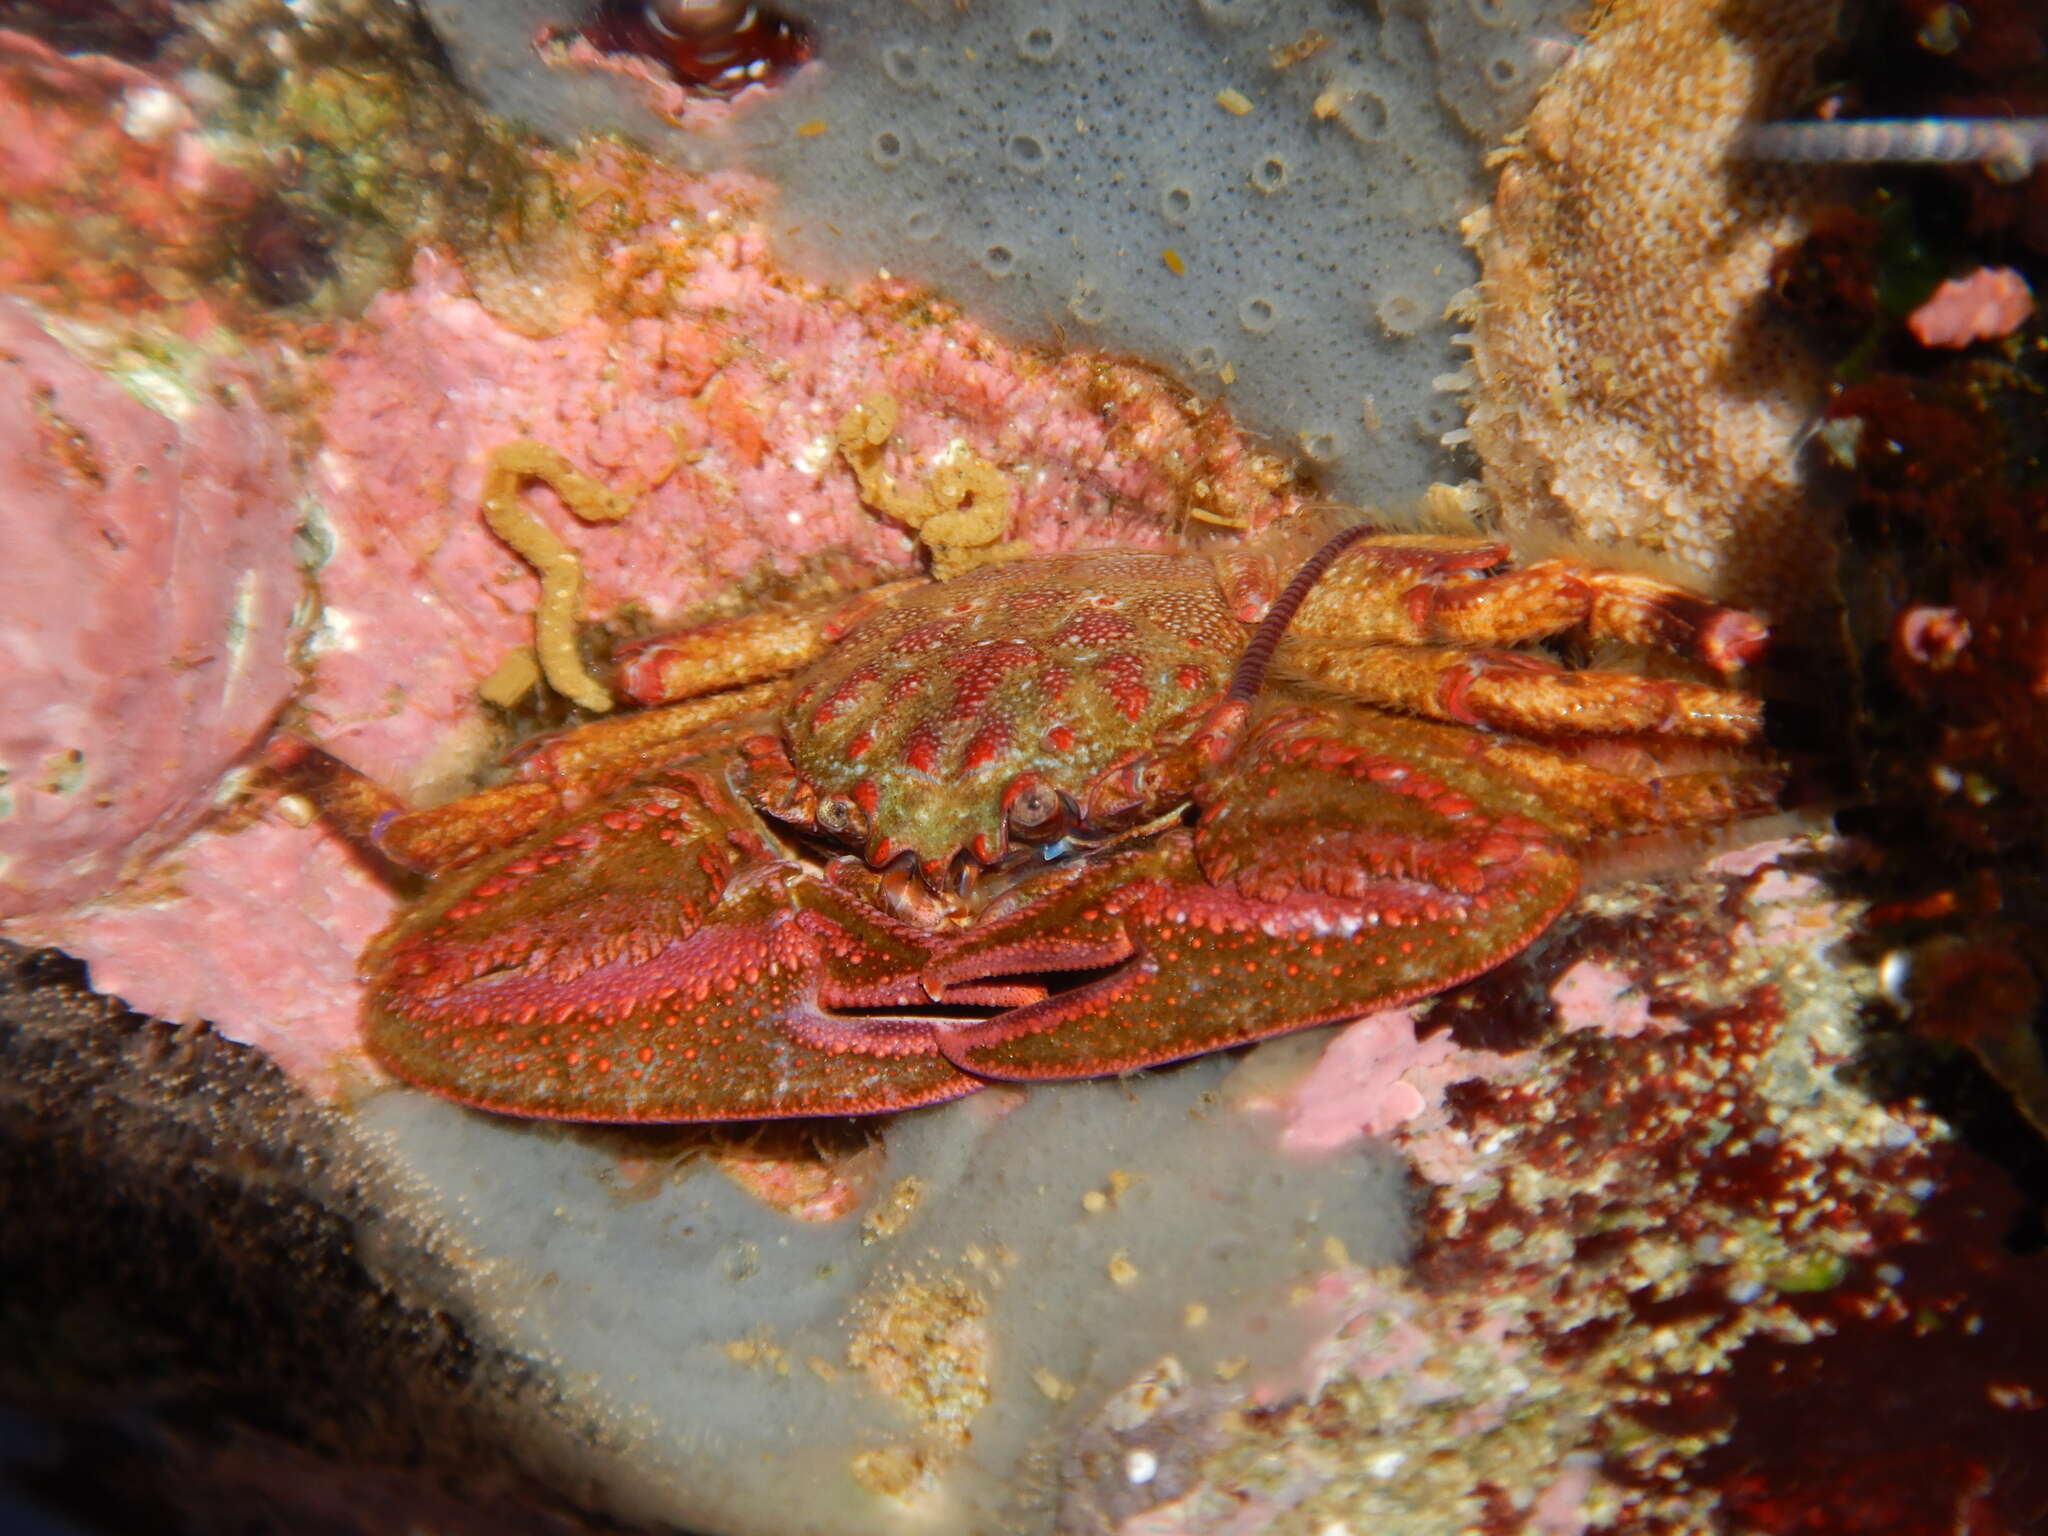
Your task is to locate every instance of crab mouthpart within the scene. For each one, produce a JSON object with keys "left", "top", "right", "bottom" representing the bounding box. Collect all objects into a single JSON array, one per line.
[{"left": 876, "top": 857, "right": 955, "bottom": 927}]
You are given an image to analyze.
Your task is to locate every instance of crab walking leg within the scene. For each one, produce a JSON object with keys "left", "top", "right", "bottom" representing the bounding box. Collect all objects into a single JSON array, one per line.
[
  {"left": 1288, "top": 536, "right": 1768, "bottom": 673},
  {"left": 364, "top": 754, "right": 983, "bottom": 1121},
  {"left": 1452, "top": 733, "right": 1788, "bottom": 836},
  {"left": 1573, "top": 570, "right": 1769, "bottom": 674},
  {"left": 268, "top": 687, "right": 785, "bottom": 877},
  {"left": 267, "top": 736, "right": 569, "bottom": 875},
  {"left": 1281, "top": 641, "right": 1764, "bottom": 743},
  {"left": 503, "top": 684, "right": 784, "bottom": 794},
  {"left": 613, "top": 579, "right": 927, "bottom": 706}
]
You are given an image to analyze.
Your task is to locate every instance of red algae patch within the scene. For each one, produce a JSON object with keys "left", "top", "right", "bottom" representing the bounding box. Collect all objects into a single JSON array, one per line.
[{"left": 1229, "top": 1007, "right": 1461, "bottom": 1155}]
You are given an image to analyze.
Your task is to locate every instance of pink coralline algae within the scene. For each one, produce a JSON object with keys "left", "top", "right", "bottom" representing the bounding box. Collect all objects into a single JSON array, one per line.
[
  {"left": 18, "top": 817, "right": 394, "bottom": 1094},
  {"left": 0, "top": 297, "right": 301, "bottom": 919},
  {"left": 1907, "top": 265, "right": 2035, "bottom": 348},
  {"left": 1236, "top": 1008, "right": 1465, "bottom": 1157},
  {"left": 1242, "top": 957, "right": 1674, "bottom": 1163},
  {"left": 1547, "top": 958, "right": 1662, "bottom": 1039}
]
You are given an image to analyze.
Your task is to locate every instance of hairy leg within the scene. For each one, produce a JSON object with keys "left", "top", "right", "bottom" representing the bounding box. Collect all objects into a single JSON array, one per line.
[
  {"left": 1275, "top": 535, "right": 1767, "bottom": 741},
  {"left": 613, "top": 579, "right": 925, "bottom": 706},
  {"left": 1281, "top": 641, "right": 1764, "bottom": 743},
  {"left": 1287, "top": 535, "right": 1767, "bottom": 672}
]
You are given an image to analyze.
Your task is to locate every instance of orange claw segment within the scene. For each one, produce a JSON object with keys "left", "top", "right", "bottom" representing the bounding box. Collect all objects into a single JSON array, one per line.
[
  {"left": 1288, "top": 535, "right": 1517, "bottom": 646},
  {"left": 1447, "top": 662, "right": 1765, "bottom": 742},
  {"left": 1282, "top": 640, "right": 1765, "bottom": 743},
  {"left": 1422, "top": 561, "right": 1594, "bottom": 646},
  {"left": 267, "top": 734, "right": 568, "bottom": 876},
  {"left": 365, "top": 756, "right": 982, "bottom": 1121},
  {"left": 1581, "top": 571, "right": 1770, "bottom": 673},
  {"left": 1289, "top": 538, "right": 1769, "bottom": 674},
  {"left": 613, "top": 604, "right": 839, "bottom": 707},
  {"left": 506, "top": 685, "right": 783, "bottom": 792},
  {"left": 613, "top": 581, "right": 926, "bottom": 707}
]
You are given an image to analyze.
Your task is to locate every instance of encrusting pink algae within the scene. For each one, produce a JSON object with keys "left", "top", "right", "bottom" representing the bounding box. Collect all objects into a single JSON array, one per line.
[{"left": 0, "top": 298, "right": 299, "bottom": 920}]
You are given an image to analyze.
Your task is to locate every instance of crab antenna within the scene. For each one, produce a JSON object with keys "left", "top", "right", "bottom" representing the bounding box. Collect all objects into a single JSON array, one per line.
[
  {"left": 1225, "top": 521, "right": 1377, "bottom": 705},
  {"left": 1131, "top": 521, "right": 1379, "bottom": 800}
]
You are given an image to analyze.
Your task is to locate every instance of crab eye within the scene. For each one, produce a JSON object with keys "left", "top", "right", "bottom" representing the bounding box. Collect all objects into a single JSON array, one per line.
[
  {"left": 1004, "top": 776, "right": 1065, "bottom": 840},
  {"left": 817, "top": 794, "right": 866, "bottom": 840}
]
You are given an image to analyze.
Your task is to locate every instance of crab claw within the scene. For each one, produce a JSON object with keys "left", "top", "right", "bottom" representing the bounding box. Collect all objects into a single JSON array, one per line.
[
  {"left": 365, "top": 755, "right": 982, "bottom": 1121},
  {"left": 923, "top": 708, "right": 1580, "bottom": 1081}
]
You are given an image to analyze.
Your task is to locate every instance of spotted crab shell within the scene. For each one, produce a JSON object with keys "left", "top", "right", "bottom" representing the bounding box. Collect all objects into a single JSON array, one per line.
[{"left": 779, "top": 552, "right": 1250, "bottom": 872}]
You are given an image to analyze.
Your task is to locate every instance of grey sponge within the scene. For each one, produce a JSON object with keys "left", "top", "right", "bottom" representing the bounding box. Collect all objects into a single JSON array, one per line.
[{"left": 420, "top": 0, "right": 1577, "bottom": 503}]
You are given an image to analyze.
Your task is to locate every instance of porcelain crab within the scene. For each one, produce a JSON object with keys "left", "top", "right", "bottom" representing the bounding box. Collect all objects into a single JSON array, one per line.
[{"left": 274, "top": 522, "right": 1778, "bottom": 1122}]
